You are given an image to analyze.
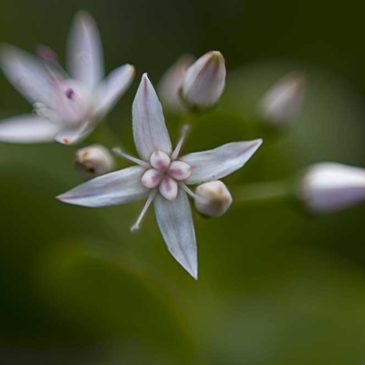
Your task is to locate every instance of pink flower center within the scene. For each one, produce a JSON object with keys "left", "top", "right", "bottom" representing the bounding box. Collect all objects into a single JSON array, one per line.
[{"left": 141, "top": 150, "right": 192, "bottom": 200}]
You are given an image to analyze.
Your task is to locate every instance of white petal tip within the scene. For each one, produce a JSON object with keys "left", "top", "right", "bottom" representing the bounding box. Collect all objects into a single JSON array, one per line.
[
  {"left": 184, "top": 264, "right": 198, "bottom": 280},
  {"left": 141, "top": 73, "right": 150, "bottom": 84},
  {"left": 75, "top": 11, "right": 95, "bottom": 26},
  {"left": 56, "top": 194, "right": 68, "bottom": 203},
  {"left": 209, "top": 50, "right": 223, "bottom": 59},
  {"left": 126, "top": 64, "right": 136, "bottom": 74}
]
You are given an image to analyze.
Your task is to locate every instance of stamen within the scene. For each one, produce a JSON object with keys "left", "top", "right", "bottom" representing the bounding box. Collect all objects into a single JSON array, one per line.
[
  {"left": 131, "top": 190, "right": 157, "bottom": 232},
  {"left": 180, "top": 183, "right": 198, "bottom": 199},
  {"left": 33, "top": 102, "right": 52, "bottom": 120},
  {"left": 112, "top": 148, "right": 149, "bottom": 168},
  {"left": 171, "top": 124, "right": 190, "bottom": 160}
]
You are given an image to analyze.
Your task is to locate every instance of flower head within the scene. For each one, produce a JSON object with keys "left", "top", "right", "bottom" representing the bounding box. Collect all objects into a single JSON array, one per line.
[
  {"left": 300, "top": 162, "right": 365, "bottom": 213},
  {"left": 181, "top": 51, "right": 226, "bottom": 110},
  {"left": 57, "top": 74, "right": 262, "bottom": 278},
  {"left": 0, "top": 11, "right": 135, "bottom": 145}
]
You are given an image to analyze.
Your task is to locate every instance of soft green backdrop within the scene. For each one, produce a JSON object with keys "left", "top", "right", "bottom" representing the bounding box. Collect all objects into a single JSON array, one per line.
[{"left": 1, "top": 0, "right": 365, "bottom": 364}]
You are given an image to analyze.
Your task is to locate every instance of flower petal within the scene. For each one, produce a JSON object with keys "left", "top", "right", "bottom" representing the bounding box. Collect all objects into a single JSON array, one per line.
[
  {"left": 94, "top": 64, "right": 135, "bottom": 117},
  {"left": 57, "top": 166, "right": 148, "bottom": 207},
  {"left": 0, "top": 115, "right": 60, "bottom": 143},
  {"left": 181, "top": 139, "right": 263, "bottom": 184},
  {"left": 0, "top": 45, "right": 51, "bottom": 104},
  {"left": 67, "top": 11, "right": 103, "bottom": 89},
  {"left": 132, "top": 74, "right": 172, "bottom": 160},
  {"left": 154, "top": 189, "right": 197, "bottom": 279},
  {"left": 54, "top": 121, "right": 94, "bottom": 145}
]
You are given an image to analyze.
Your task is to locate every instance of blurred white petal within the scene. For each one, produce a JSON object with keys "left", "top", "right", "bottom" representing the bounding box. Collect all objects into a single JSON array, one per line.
[
  {"left": 57, "top": 166, "right": 148, "bottom": 207},
  {"left": 159, "top": 177, "right": 178, "bottom": 201},
  {"left": 0, "top": 115, "right": 60, "bottom": 143},
  {"left": 132, "top": 74, "right": 172, "bottom": 160},
  {"left": 261, "top": 71, "right": 306, "bottom": 126},
  {"left": 301, "top": 162, "right": 365, "bottom": 213},
  {"left": 67, "top": 11, "right": 103, "bottom": 89},
  {"left": 0, "top": 45, "right": 51, "bottom": 104},
  {"left": 95, "top": 64, "right": 135, "bottom": 116},
  {"left": 154, "top": 189, "right": 197, "bottom": 279},
  {"left": 158, "top": 54, "right": 194, "bottom": 114},
  {"left": 54, "top": 121, "right": 93, "bottom": 145},
  {"left": 181, "top": 139, "right": 262, "bottom": 184}
]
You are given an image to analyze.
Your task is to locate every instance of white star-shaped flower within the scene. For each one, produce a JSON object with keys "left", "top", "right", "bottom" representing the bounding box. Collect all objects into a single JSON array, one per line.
[
  {"left": 57, "top": 74, "right": 262, "bottom": 278},
  {"left": 0, "top": 12, "right": 135, "bottom": 145}
]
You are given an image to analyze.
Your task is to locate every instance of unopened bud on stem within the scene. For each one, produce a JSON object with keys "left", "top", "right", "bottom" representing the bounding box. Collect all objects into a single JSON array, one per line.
[
  {"left": 158, "top": 54, "right": 194, "bottom": 114},
  {"left": 260, "top": 71, "right": 306, "bottom": 127},
  {"left": 299, "top": 162, "right": 365, "bottom": 213},
  {"left": 181, "top": 51, "right": 226, "bottom": 110},
  {"left": 75, "top": 144, "right": 115, "bottom": 178},
  {"left": 194, "top": 181, "right": 232, "bottom": 217}
]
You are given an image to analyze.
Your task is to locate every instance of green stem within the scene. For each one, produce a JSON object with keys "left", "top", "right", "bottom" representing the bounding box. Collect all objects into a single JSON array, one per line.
[{"left": 233, "top": 179, "right": 294, "bottom": 204}]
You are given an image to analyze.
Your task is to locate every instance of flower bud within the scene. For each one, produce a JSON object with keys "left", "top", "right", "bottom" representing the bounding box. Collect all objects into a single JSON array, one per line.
[
  {"left": 194, "top": 181, "right": 232, "bottom": 217},
  {"left": 260, "top": 72, "right": 306, "bottom": 127},
  {"left": 181, "top": 51, "right": 226, "bottom": 110},
  {"left": 158, "top": 54, "right": 194, "bottom": 114},
  {"left": 75, "top": 144, "right": 115, "bottom": 178},
  {"left": 299, "top": 162, "right": 365, "bottom": 213}
]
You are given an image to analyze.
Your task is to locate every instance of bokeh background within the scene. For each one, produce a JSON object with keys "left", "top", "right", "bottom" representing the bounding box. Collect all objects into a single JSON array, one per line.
[{"left": 1, "top": 0, "right": 365, "bottom": 364}]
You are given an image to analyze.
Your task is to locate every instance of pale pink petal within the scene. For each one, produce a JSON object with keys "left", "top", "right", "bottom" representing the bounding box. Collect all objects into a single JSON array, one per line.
[
  {"left": 0, "top": 45, "right": 52, "bottom": 104},
  {"left": 150, "top": 150, "right": 171, "bottom": 170},
  {"left": 181, "top": 139, "right": 263, "bottom": 184},
  {"left": 169, "top": 161, "right": 192, "bottom": 180},
  {"left": 0, "top": 115, "right": 60, "bottom": 143},
  {"left": 94, "top": 64, "right": 135, "bottom": 116},
  {"left": 141, "top": 169, "right": 162, "bottom": 188},
  {"left": 67, "top": 11, "right": 103, "bottom": 89},
  {"left": 154, "top": 189, "right": 197, "bottom": 278},
  {"left": 54, "top": 121, "right": 93, "bottom": 145},
  {"left": 57, "top": 166, "right": 148, "bottom": 207},
  {"left": 132, "top": 74, "right": 172, "bottom": 160},
  {"left": 159, "top": 177, "right": 178, "bottom": 201}
]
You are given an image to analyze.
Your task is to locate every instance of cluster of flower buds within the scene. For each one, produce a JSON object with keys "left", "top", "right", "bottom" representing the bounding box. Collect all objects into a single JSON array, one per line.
[
  {"left": 0, "top": 10, "right": 363, "bottom": 279},
  {"left": 159, "top": 51, "right": 226, "bottom": 113}
]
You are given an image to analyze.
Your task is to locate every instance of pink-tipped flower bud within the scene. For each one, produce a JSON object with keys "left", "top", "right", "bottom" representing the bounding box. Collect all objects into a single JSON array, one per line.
[
  {"left": 194, "top": 181, "right": 232, "bottom": 217},
  {"left": 181, "top": 51, "right": 226, "bottom": 110},
  {"left": 300, "top": 162, "right": 365, "bottom": 213},
  {"left": 75, "top": 144, "right": 115, "bottom": 178},
  {"left": 260, "top": 72, "right": 306, "bottom": 127},
  {"left": 158, "top": 54, "right": 194, "bottom": 114}
]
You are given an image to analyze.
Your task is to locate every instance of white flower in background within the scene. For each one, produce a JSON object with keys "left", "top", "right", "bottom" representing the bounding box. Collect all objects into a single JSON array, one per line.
[
  {"left": 300, "top": 162, "right": 365, "bottom": 213},
  {"left": 194, "top": 181, "right": 232, "bottom": 217},
  {"left": 57, "top": 74, "right": 262, "bottom": 278},
  {"left": 260, "top": 71, "right": 306, "bottom": 127},
  {"left": 158, "top": 54, "right": 194, "bottom": 114},
  {"left": 0, "top": 12, "right": 135, "bottom": 145},
  {"left": 181, "top": 51, "right": 226, "bottom": 110},
  {"left": 75, "top": 144, "right": 115, "bottom": 178}
]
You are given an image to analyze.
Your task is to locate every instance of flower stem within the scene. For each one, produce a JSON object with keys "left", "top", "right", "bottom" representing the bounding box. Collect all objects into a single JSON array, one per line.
[{"left": 233, "top": 179, "right": 295, "bottom": 205}]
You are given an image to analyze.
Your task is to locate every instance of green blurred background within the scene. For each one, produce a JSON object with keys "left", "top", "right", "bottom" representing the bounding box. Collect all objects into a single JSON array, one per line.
[{"left": 1, "top": 0, "right": 365, "bottom": 364}]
